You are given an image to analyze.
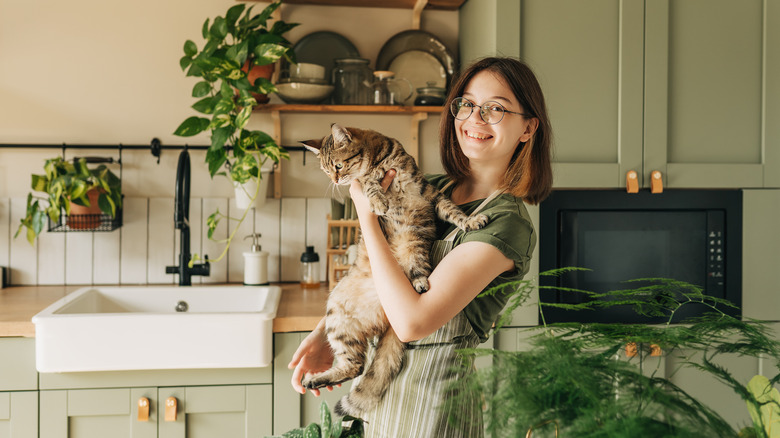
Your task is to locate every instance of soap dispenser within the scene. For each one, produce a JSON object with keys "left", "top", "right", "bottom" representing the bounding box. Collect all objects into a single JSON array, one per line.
[{"left": 243, "top": 233, "right": 269, "bottom": 286}]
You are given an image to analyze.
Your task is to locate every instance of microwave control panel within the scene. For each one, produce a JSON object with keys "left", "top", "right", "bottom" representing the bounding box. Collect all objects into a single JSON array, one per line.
[{"left": 707, "top": 211, "right": 726, "bottom": 297}]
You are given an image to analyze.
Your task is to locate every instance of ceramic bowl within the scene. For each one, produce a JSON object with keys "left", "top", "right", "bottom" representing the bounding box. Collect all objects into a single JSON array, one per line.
[
  {"left": 275, "top": 82, "right": 334, "bottom": 104},
  {"left": 290, "top": 62, "right": 326, "bottom": 80}
]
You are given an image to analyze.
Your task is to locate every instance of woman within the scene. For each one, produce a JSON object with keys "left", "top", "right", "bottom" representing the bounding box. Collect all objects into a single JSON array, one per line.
[{"left": 289, "top": 57, "right": 553, "bottom": 437}]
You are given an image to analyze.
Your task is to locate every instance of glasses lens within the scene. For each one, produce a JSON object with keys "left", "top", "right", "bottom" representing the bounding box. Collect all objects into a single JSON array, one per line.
[
  {"left": 480, "top": 101, "right": 505, "bottom": 124},
  {"left": 450, "top": 97, "right": 472, "bottom": 120}
]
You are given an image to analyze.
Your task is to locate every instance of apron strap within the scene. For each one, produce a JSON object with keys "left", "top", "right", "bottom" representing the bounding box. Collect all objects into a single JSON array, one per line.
[{"left": 442, "top": 188, "right": 503, "bottom": 242}]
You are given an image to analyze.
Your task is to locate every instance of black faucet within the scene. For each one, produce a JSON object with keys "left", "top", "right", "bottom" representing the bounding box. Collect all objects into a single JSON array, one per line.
[{"left": 165, "top": 149, "right": 210, "bottom": 285}]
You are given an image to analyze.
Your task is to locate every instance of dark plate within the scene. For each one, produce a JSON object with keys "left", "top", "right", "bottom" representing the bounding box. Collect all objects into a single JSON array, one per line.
[{"left": 290, "top": 31, "right": 361, "bottom": 83}]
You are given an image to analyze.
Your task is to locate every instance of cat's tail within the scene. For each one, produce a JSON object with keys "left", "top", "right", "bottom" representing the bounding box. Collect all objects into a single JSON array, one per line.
[{"left": 334, "top": 329, "right": 405, "bottom": 417}]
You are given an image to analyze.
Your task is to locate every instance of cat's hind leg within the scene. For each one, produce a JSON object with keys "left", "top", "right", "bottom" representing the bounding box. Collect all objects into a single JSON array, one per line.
[{"left": 334, "top": 328, "right": 405, "bottom": 417}]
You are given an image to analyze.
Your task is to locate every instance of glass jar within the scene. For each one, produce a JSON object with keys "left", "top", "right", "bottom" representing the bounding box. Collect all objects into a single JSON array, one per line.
[
  {"left": 300, "top": 246, "right": 321, "bottom": 288},
  {"left": 332, "top": 58, "right": 372, "bottom": 105},
  {"left": 371, "top": 71, "right": 413, "bottom": 105},
  {"left": 414, "top": 81, "right": 446, "bottom": 106}
]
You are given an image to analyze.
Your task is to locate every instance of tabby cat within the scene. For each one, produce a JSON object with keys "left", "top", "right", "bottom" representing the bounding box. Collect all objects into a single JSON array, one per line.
[{"left": 301, "top": 124, "right": 488, "bottom": 417}]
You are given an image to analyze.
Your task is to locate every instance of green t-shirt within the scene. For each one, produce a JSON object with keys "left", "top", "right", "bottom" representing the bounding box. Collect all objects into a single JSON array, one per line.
[{"left": 427, "top": 174, "right": 536, "bottom": 342}]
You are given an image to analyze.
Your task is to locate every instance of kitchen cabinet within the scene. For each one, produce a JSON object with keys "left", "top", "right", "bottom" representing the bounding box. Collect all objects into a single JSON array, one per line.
[
  {"left": 0, "top": 392, "right": 38, "bottom": 438},
  {"left": 461, "top": 0, "right": 780, "bottom": 189},
  {"left": 495, "top": 323, "right": 780, "bottom": 430},
  {"left": 39, "top": 385, "right": 272, "bottom": 438}
]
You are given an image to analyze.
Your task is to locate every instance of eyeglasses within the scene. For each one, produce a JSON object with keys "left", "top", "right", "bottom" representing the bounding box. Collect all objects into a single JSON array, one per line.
[{"left": 449, "top": 97, "right": 529, "bottom": 125}]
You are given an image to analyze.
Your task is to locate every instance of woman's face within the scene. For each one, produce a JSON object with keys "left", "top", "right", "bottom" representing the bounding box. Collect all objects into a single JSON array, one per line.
[{"left": 454, "top": 70, "right": 537, "bottom": 165}]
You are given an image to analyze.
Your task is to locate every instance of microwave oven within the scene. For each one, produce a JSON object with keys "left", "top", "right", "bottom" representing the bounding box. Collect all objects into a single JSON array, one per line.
[{"left": 539, "top": 189, "right": 742, "bottom": 324}]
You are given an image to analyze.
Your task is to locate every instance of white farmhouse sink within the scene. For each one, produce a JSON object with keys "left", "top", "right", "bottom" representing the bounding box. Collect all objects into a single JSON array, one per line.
[{"left": 33, "top": 285, "right": 281, "bottom": 373}]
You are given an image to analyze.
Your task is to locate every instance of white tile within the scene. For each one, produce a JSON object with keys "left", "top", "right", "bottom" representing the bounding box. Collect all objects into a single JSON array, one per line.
[
  {"left": 147, "top": 198, "right": 175, "bottom": 284},
  {"left": 120, "top": 197, "right": 148, "bottom": 284},
  {"left": 9, "top": 197, "right": 37, "bottom": 285},
  {"left": 0, "top": 198, "right": 9, "bottom": 269},
  {"left": 93, "top": 227, "right": 120, "bottom": 284},
  {"left": 189, "top": 198, "right": 204, "bottom": 284},
  {"left": 281, "top": 198, "right": 306, "bottom": 282},
  {"left": 63, "top": 232, "right": 91, "bottom": 285},
  {"left": 201, "top": 198, "right": 228, "bottom": 284},
  {"left": 256, "top": 198, "right": 281, "bottom": 282},
  {"left": 228, "top": 200, "right": 259, "bottom": 283},
  {"left": 307, "top": 198, "right": 331, "bottom": 283}
]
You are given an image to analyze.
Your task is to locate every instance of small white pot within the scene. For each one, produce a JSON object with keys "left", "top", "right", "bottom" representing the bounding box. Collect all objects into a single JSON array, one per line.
[{"left": 234, "top": 168, "right": 272, "bottom": 210}]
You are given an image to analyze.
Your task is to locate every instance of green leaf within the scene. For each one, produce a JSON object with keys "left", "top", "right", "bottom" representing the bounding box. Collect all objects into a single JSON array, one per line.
[
  {"left": 205, "top": 147, "right": 227, "bottom": 178},
  {"left": 234, "top": 105, "right": 252, "bottom": 131},
  {"left": 174, "top": 116, "right": 210, "bottom": 137},
  {"left": 30, "top": 174, "right": 48, "bottom": 192},
  {"left": 746, "top": 375, "right": 780, "bottom": 437},
  {"left": 302, "top": 422, "right": 321, "bottom": 438},
  {"left": 201, "top": 18, "right": 210, "bottom": 39},
  {"left": 253, "top": 43, "right": 288, "bottom": 66},
  {"left": 226, "top": 40, "right": 249, "bottom": 66},
  {"left": 319, "top": 401, "right": 332, "bottom": 438},
  {"left": 179, "top": 55, "right": 192, "bottom": 71},
  {"left": 192, "top": 81, "right": 212, "bottom": 98},
  {"left": 225, "top": 4, "right": 245, "bottom": 28},
  {"left": 183, "top": 40, "right": 198, "bottom": 57},
  {"left": 192, "top": 96, "right": 218, "bottom": 115},
  {"left": 206, "top": 210, "right": 221, "bottom": 239},
  {"left": 210, "top": 16, "right": 228, "bottom": 40}
]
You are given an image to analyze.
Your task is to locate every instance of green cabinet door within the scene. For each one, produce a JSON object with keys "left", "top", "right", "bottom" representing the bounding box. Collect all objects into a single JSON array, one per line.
[
  {"left": 644, "top": 0, "right": 780, "bottom": 188},
  {"left": 0, "top": 392, "right": 38, "bottom": 438},
  {"left": 40, "top": 388, "right": 157, "bottom": 438},
  {"left": 157, "top": 385, "right": 271, "bottom": 438},
  {"left": 461, "top": 0, "right": 645, "bottom": 189}
]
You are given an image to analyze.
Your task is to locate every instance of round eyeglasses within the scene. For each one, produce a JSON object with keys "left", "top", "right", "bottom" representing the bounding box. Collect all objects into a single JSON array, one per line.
[{"left": 450, "top": 97, "right": 528, "bottom": 125}]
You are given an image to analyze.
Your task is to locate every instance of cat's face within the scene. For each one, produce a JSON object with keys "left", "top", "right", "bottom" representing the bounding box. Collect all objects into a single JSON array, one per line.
[{"left": 302, "top": 124, "right": 367, "bottom": 185}]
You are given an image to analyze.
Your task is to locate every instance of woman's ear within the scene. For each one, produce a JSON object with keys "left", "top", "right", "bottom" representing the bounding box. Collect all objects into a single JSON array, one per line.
[{"left": 519, "top": 117, "right": 539, "bottom": 143}]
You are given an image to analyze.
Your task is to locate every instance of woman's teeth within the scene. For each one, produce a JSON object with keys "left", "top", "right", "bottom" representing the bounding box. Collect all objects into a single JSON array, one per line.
[{"left": 467, "top": 131, "right": 491, "bottom": 140}]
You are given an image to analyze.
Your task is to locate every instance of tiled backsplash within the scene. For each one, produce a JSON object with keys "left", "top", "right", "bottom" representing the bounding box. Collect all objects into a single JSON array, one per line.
[{"left": 0, "top": 197, "right": 332, "bottom": 286}]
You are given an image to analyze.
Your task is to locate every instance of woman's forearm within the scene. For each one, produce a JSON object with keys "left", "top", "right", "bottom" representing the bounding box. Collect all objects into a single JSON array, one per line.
[{"left": 359, "top": 215, "right": 425, "bottom": 340}]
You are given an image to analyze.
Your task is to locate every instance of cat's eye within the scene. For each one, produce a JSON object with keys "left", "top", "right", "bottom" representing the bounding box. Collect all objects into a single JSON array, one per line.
[{"left": 335, "top": 163, "right": 344, "bottom": 170}]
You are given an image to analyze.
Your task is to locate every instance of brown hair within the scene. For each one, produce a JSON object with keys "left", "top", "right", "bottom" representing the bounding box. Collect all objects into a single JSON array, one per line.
[{"left": 439, "top": 57, "right": 553, "bottom": 205}]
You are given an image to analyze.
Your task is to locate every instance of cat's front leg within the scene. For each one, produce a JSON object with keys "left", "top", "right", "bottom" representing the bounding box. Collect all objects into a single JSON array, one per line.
[
  {"left": 435, "top": 196, "right": 489, "bottom": 231},
  {"left": 362, "top": 178, "right": 389, "bottom": 216}
]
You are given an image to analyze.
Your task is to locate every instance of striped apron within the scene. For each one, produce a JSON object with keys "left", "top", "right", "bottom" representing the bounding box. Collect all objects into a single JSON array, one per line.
[{"left": 360, "top": 186, "right": 503, "bottom": 438}]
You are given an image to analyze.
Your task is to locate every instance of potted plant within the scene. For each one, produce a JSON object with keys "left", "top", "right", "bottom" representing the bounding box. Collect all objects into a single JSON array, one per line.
[
  {"left": 174, "top": 0, "right": 296, "bottom": 262},
  {"left": 16, "top": 157, "right": 122, "bottom": 244},
  {"left": 447, "top": 269, "right": 780, "bottom": 437}
]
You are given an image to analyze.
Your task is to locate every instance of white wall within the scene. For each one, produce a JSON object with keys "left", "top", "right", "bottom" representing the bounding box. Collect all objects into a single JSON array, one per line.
[{"left": 0, "top": 0, "right": 458, "bottom": 285}]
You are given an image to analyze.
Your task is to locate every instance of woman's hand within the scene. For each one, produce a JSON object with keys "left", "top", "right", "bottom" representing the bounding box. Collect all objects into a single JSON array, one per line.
[
  {"left": 288, "top": 325, "right": 337, "bottom": 396},
  {"left": 349, "top": 169, "right": 396, "bottom": 220}
]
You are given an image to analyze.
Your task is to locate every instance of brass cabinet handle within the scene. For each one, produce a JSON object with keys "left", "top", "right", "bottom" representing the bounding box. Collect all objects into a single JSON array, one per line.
[
  {"left": 137, "top": 397, "right": 150, "bottom": 422},
  {"left": 165, "top": 396, "right": 178, "bottom": 422}
]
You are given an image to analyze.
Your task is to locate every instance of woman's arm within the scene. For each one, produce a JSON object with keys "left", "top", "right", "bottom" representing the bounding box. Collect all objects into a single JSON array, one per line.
[{"left": 350, "top": 179, "right": 514, "bottom": 342}]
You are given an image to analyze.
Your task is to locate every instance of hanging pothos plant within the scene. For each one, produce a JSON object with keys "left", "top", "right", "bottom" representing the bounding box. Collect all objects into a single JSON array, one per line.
[{"left": 174, "top": 1, "right": 296, "bottom": 262}]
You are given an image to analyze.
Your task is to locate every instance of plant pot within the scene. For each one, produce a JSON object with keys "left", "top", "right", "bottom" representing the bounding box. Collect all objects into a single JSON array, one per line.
[
  {"left": 67, "top": 189, "right": 102, "bottom": 230},
  {"left": 234, "top": 168, "right": 272, "bottom": 210},
  {"left": 242, "top": 62, "right": 275, "bottom": 104}
]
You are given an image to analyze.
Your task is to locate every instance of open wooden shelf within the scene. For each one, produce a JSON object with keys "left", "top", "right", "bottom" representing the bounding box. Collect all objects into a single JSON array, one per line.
[
  {"left": 255, "top": 104, "right": 444, "bottom": 114},
  {"left": 255, "top": 0, "right": 466, "bottom": 11}
]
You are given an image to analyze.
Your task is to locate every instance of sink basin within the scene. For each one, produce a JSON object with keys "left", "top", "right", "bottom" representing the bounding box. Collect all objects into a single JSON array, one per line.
[{"left": 33, "top": 285, "right": 281, "bottom": 373}]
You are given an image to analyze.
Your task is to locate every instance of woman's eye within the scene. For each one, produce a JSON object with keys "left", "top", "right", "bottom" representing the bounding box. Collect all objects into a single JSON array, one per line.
[{"left": 335, "top": 163, "right": 343, "bottom": 170}]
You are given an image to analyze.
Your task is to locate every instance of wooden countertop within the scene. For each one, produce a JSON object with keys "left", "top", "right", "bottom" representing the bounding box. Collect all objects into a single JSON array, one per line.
[{"left": 0, "top": 283, "right": 328, "bottom": 337}]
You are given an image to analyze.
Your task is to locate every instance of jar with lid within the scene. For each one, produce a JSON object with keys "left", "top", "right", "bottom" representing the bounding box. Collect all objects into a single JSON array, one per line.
[
  {"left": 370, "top": 71, "right": 413, "bottom": 105},
  {"left": 300, "top": 246, "right": 321, "bottom": 288},
  {"left": 332, "top": 58, "right": 372, "bottom": 105},
  {"left": 414, "top": 81, "right": 447, "bottom": 106}
]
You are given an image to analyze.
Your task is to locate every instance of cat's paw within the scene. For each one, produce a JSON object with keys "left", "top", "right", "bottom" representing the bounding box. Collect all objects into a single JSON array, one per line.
[
  {"left": 412, "top": 276, "right": 429, "bottom": 293},
  {"left": 301, "top": 374, "right": 330, "bottom": 390},
  {"left": 369, "top": 198, "right": 389, "bottom": 216},
  {"left": 462, "top": 213, "right": 489, "bottom": 231}
]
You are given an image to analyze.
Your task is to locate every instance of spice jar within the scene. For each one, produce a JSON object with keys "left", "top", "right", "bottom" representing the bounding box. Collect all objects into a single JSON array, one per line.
[{"left": 300, "top": 246, "right": 321, "bottom": 288}]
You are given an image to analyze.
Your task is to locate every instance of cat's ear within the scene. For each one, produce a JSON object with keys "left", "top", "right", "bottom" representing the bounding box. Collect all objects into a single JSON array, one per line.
[
  {"left": 330, "top": 123, "right": 352, "bottom": 147},
  {"left": 301, "top": 139, "right": 322, "bottom": 155}
]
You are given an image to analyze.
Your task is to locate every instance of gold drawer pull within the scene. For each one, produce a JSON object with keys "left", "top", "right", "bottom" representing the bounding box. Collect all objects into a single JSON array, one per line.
[
  {"left": 165, "top": 396, "right": 178, "bottom": 422},
  {"left": 137, "top": 397, "right": 150, "bottom": 422}
]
